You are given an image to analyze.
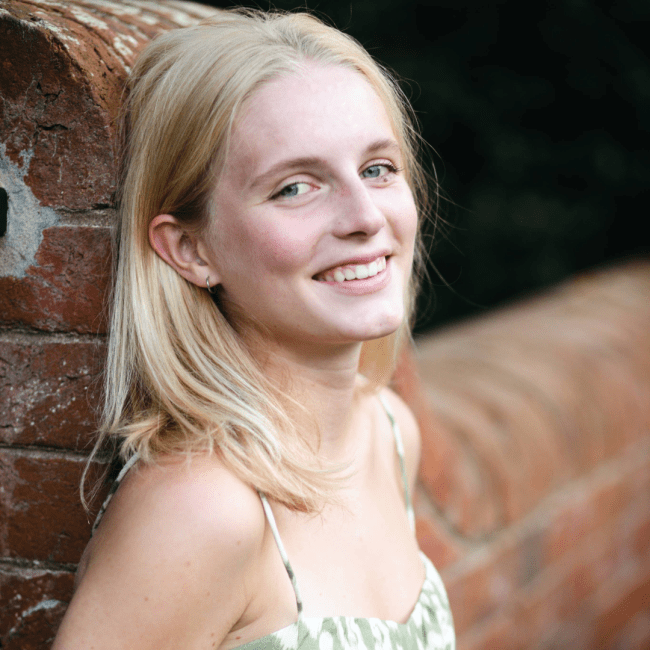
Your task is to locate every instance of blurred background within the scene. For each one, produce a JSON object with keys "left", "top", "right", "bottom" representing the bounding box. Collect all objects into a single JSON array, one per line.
[{"left": 206, "top": 0, "right": 649, "bottom": 334}]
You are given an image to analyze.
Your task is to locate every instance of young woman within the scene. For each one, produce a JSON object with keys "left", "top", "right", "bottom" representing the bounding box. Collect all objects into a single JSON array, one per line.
[{"left": 53, "top": 9, "right": 455, "bottom": 650}]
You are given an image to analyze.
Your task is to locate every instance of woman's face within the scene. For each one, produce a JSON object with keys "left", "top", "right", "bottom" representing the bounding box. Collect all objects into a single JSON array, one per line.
[{"left": 203, "top": 63, "right": 418, "bottom": 356}]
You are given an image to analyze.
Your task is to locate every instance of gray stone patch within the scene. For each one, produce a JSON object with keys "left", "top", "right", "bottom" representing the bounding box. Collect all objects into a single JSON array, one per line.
[{"left": 0, "top": 144, "right": 59, "bottom": 278}]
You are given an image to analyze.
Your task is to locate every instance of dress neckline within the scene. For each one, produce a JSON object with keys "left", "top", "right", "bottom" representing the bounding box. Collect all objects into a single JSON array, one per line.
[
  {"left": 256, "top": 393, "right": 416, "bottom": 619},
  {"left": 298, "top": 551, "right": 433, "bottom": 626},
  {"left": 230, "top": 552, "right": 436, "bottom": 650},
  {"left": 229, "top": 393, "right": 429, "bottom": 649}
]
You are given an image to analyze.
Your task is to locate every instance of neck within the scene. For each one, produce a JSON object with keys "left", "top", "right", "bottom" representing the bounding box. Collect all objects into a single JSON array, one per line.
[{"left": 261, "top": 340, "right": 370, "bottom": 461}]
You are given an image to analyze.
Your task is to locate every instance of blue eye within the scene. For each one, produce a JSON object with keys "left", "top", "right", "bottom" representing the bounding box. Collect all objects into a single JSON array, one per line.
[
  {"left": 361, "top": 163, "right": 397, "bottom": 179},
  {"left": 274, "top": 182, "right": 311, "bottom": 199}
]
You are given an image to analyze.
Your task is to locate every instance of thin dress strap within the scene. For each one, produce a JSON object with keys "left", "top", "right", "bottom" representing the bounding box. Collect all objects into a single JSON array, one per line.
[
  {"left": 91, "top": 453, "right": 140, "bottom": 535},
  {"left": 378, "top": 392, "right": 416, "bottom": 532},
  {"left": 257, "top": 491, "right": 304, "bottom": 616}
]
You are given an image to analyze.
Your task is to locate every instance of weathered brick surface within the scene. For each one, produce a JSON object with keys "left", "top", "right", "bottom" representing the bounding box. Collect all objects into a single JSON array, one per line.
[
  {"left": 0, "top": 332, "right": 105, "bottom": 449},
  {"left": 441, "top": 437, "right": 650, "bottom": 649},
  {"left": 409, "top": 262, "right": 650, "bottom": 649},
  {"left": 594, "top": 563, "right": 650, "bottom": 649},
  {"left": 0, "top": 224, "right": 111, "bottom": 333},
  {"left": 416, "top": 262, "right": 650, "bottom": 538},
  {"left": 0, "top": 3, "right": 221, "bottom": 646},
  {"left": 0, "top": 0, "right": 217, "bottom": 209},
  {"left": 0, "top": 566, "right": 74, "bottom": 650},
  {"left": 0, "top": 451, "right": 102, "bottom": 564},
  {"left": 0, "top": 9, "right": 114, "bottom": 210}
]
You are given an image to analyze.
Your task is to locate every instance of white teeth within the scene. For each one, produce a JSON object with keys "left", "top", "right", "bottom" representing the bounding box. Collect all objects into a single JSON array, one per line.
[
  {"left": 318, "top": 256, "right": 387, "bottom": 283},
  {"left": 355, "top": 264, "right": 369, "bottom": 279}
]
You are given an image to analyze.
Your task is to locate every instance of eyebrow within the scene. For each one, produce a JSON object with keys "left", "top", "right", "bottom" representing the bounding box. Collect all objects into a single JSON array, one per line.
[{"left": 248, "top": 138, "right": 402, "bottom": 190}]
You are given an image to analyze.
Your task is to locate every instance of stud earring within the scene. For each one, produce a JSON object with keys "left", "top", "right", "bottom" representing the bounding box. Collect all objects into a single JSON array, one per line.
[{"left": 206, "top": 276, "right": 216, "bottom": 294}]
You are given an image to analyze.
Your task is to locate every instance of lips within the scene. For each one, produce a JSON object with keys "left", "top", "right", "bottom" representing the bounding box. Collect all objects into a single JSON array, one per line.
[{"left": 315, "top": 255, "right": 387, "bottom": 283}]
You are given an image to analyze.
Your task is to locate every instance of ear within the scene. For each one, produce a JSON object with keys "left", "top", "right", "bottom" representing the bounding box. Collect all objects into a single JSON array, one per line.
[{"left": 149, "top": 214, "right": 221, "bottom": 289}]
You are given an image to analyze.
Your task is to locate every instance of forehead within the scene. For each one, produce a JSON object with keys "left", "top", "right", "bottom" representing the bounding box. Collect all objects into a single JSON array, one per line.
[{"left": 226, "top": 63, "right": 398, "bottom": 183}]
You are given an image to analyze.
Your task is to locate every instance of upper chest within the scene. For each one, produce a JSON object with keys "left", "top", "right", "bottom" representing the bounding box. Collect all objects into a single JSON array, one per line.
[
  {"left": 279, "top": 486, "right": 424, "bottom": 618},
  {"left": 222, "top": 436, "right": 423, "bottom": 649}
]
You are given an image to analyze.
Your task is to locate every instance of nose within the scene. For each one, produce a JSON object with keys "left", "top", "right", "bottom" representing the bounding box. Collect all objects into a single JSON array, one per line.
[{"left": 332, "top": 177, "right": 385, "bottom": 239}]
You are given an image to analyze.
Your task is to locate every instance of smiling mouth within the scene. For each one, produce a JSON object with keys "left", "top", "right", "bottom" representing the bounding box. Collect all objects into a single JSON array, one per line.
[{"left": 315, "top": 256, "right": 387, "bottom": 283}]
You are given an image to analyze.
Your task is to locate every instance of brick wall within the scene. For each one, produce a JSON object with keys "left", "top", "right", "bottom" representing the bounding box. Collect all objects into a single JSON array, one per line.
[
  {"left": 0, "top": 3, "right": 216, "bottom": 648},
  {"left": 1, "top": 2, "right": 649, "bottom": 648},
  {"left": 397, "top": 263, "right": 650, "bottom": 649}
]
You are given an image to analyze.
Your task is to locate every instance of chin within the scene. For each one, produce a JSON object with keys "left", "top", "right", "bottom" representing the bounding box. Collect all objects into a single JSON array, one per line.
[{"left": 341, "top": 311, "right": 404, "bottom": 343}]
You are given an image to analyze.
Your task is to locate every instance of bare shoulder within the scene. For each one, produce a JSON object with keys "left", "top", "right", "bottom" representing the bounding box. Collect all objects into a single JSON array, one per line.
[
  {"left": 54, "top": 454, "right": 266, "bottom": 650},
  {"left": 380, "top": 387, "right": 422, "bottom": 490},
  {"left": 98, "top": 453, "right": 265, "bottom": 549}
]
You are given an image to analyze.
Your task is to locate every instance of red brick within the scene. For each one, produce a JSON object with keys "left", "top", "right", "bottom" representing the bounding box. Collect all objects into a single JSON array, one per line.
[
  {"left": 452, "top": 496, "right": 644, "bottom": 648},
  {"left": 0, "top": 566, "right": 74, "bottom": 650},
  {"left": 541, "top": 474, "right": 631, "bottom": 570},
  {"left": 397, "top": 344, "right": 501, "bottom": 539},
  {"left": 416, "top": 262, "right": 650, "bottom": 541},
  {"left": 510, "top": 574, "right": 572, "bottom": 649},
  {"left": 556, "top": 559, "right": 598, "bottom": 619},
  {"left": 413, "top": 490, "right": 461, "bottom": 569},
  {"left": 419, "top": 389, "right": 502, "bottom": 537},
  {"left": 608, "top": 609, "right": 650, "bottom": 650},
  {"left": 629, "top": 447, "right": 650, "bottom": 492},
  {"left": 444, "top": 569, "right": 490, "bottom": 637},
  {"left": 592, "top": 535, "right": 629, "bottom": 591},
  {"left": 452, "top": 373, "right": 568, "bottom": 522},
  {"left": 591, "top": 480, "right": 632, "bottom": 542},
  {"left": 543, "top": 494, "right": 596, "bottom": 566},
  {"left": 0, "top": 225, "right": 111, "bottom": 333},
  {"left": 516, "top": 528, "right": 545, "bottom": 587},
  {"left": 0, "top": 1, "right": 218, "bottom": 209},
  {"left": 526, "top": 528, "right": 613, "bottom": 625},
  {"left": 595, "top": 574, "right": 650, "bottom": 649},
  {"left": 444, "top": 542, "right": 520, "bottom": 636},
  {"left": 0, "top": 9, "right": 116, "bottom": 209},
  {"left": 632, "top": 517, "right": 650, "bottom": 560},
  {"left": 539, "top": 622, "right": 594, "bottom": 650},
  {"left": 0, "top": 451, "right": 106, "bottom": 564},
  {"left": 455, "top": 613, "right": 520, "bottom": 650},
  {"left": 417, "top": 405, "right": 481, "bottom": 526},
  {"left": 0, "top": 334, "right": 105, "bottom": 449}
]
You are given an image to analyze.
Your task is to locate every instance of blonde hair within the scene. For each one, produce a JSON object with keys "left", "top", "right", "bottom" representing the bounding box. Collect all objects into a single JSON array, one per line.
[{"left": 95, "top": 8, "right": 432, "bottom": 512}]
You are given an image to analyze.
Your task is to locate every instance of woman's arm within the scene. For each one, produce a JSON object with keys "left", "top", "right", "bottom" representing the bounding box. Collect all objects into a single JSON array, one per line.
[{"left": 52, "top": 456, "right": 266, "bottom": 650}]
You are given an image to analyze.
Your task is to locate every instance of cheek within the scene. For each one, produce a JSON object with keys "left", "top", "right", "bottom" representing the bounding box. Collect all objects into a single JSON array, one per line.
[
  {"left": 388, "top": 187, "right": 418, "bottom": 250},
  {"left": 260, "top": 229, "right": 313, "bottom": 272},
  {"left": 246, "top": 212, "right": 324, "bottom": 275},
  {"left": 217, "top": 216, "right": 318, "bottom": 277}
]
